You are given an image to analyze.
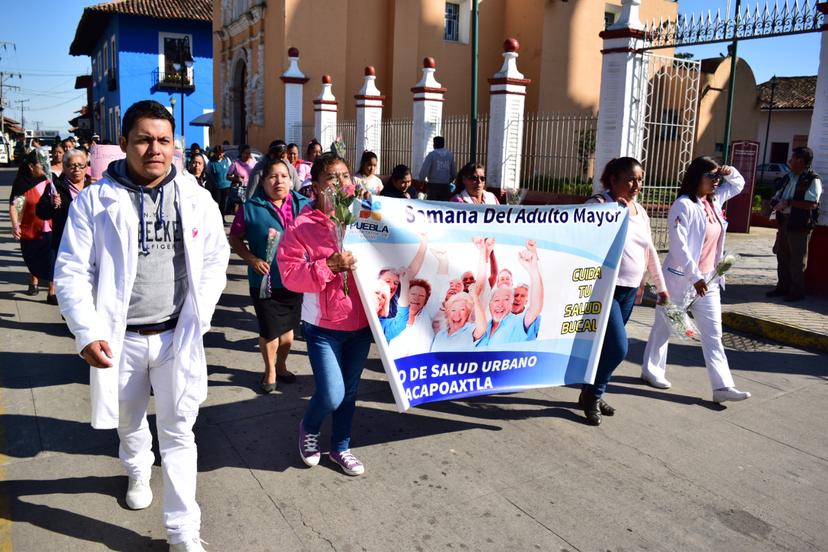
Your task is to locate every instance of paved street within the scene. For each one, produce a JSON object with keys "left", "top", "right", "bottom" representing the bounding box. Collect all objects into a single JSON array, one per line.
[{"left": 0, "top": 167, "right": 826, "bottom": 551}]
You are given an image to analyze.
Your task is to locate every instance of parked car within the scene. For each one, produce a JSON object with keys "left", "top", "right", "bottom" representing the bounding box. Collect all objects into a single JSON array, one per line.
[
  {"left": 222, "top": 145, "right": 263, "bottom": 164},
  {"left": 756, "top": 163, "right": 789, "bottom": 184}
]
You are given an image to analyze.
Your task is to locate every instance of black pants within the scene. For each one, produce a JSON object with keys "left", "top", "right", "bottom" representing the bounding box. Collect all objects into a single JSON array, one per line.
[{"left": 774, "top": 222, "right": 811, "bottom": 296}]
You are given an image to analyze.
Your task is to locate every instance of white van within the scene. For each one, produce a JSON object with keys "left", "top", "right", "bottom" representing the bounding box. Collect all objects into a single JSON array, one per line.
[{"left": 0, "top": 135, "right": 9, "bottom": 165}]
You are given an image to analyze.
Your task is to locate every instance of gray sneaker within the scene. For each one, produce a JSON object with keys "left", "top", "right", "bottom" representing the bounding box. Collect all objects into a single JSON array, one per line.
[
  {"left": 330, "top": 449, "right": 365, "bottom": 476},
  {"left": 713, "top": 387, "right": 751, "bottom": 403},
  {"left": 298, "top": 421, "right": 321, "bottom": 467}
]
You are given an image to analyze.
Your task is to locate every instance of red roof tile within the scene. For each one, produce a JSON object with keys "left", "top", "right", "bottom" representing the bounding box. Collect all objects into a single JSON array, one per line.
[{"left": 758, "top": 76, "right": 816, "bottom": 110}]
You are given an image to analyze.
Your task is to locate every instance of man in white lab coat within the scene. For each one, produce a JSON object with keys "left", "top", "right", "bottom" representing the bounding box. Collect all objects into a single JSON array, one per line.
[{"left": 55, "top": 100, "right": 229, "bottom": 552}]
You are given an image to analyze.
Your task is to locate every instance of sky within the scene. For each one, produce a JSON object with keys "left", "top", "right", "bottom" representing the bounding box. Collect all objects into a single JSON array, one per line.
[{"left": 0, "top": 0, "right": 821, "bottom": 136}]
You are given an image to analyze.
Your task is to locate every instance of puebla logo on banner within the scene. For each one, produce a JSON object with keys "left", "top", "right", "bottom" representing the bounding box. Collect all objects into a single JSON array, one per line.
[{"left": 345, "top": 197, "right": 629, "bottom": 411}]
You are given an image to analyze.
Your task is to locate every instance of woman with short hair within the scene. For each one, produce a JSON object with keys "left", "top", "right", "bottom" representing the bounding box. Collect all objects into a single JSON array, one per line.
[
  {"left": 451, "top": 163, "right": 499, "bottom": 205},
  {"left": 641, "top": 156, "right": 750, "bottom": 404}
]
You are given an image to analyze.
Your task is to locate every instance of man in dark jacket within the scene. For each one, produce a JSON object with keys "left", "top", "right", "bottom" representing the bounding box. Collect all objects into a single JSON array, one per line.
[{"left": 767, "top": 147, "right": 822, "bottom": 301}]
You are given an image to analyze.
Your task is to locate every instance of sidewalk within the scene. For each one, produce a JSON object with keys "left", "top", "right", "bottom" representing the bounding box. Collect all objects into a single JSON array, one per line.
[
  {"left": 717, "top": 227, "right": 828, "bottom": 353},
  {"left": 0, "top": 174, "right": 826, "bottom": 551}
]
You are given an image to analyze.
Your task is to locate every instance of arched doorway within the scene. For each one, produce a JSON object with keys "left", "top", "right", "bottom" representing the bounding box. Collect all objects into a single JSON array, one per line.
[{"left": 232, "top": 58, "right": 247, "bottom": 144}]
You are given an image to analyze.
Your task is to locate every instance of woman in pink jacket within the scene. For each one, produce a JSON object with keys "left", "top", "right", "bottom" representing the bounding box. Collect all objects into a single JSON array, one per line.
[{"left": 277, "top": 153, "right": 371, "bottom": 476}]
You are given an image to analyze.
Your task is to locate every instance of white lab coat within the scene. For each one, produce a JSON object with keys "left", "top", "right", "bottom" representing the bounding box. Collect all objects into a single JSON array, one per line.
[
  {"left": 55, "top": 171, "right": 229, "bottom": 429},
  {"left": 661, "top": 168, "right": 745, "bottom": 291}
]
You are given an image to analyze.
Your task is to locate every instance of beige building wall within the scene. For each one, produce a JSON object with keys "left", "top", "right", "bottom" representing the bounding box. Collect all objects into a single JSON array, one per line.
[
  {"left": 212, "top": 0, "right": 678, "bottom": 151},
  {"left": 695, "top": 57, "right": 762, "bottom": 160}
]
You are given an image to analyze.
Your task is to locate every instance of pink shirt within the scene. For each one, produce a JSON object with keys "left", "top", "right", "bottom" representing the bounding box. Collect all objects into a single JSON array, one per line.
[
  {"left": 616, "top": 203, "right": 665, "bottom": 292},
  {"left": 228, "top": 157, "right": 256, "bottom": 183},
  {"left": 699, "top": 198, "right": 722, "bottom": 274},
  {"left": 278, "top": 207, "right": 369, "bottom": 331},
  {"left": 229, "top": 195, "right": 294, "bottom": 237}
]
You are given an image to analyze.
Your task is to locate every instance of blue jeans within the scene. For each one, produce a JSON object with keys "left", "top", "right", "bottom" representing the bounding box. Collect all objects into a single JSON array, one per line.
[
  {"left": 583, "top": 286, "right": 637, "bottom": 399},
  {"left": 302, "top": 322, "right": 372, "bottom": 452}
]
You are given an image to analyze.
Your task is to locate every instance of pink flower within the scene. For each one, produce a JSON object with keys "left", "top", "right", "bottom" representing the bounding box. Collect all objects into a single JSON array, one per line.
[
  {"left": 342, "top": 180, "right": 356, "bottom": 198},
  {"left": 267, "top": 228, "right": 279, "bottom": 238}
]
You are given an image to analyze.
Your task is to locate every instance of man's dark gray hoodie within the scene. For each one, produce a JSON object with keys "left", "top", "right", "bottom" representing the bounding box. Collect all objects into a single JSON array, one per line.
[{"left": 105, "top": 159, "right": 189, "bottom": 326}]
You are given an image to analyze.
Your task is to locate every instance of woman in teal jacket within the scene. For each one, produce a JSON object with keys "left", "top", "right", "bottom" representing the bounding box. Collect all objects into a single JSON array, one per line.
[{"left": 229, "top": 157, "right": 311, "bottom": 393}]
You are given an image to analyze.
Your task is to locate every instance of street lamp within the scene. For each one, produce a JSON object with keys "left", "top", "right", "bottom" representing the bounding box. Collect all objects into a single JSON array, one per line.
[
  {"left": 171, "top": 37, "right": 194, "bottom": 148},
  {"left": 760, "top": 75, "right": 778, "bottom": 188}
]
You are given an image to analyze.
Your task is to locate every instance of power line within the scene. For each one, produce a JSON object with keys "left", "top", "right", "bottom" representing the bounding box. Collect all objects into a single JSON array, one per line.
[{"left": 26, "top": 93, "right": 86, "bottom": 112}]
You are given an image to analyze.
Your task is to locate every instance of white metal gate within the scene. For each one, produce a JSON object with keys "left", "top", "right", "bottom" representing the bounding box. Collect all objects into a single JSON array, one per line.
[{"left": 637, "top": 53, "right": 701, "bottom": 248}]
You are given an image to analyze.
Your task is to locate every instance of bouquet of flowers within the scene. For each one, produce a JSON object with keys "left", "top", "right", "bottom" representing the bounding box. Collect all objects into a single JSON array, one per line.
[
  {"left": 660, "top": 300, "right": 699, "bottom": 340},
  {"left": 322, "top": 178, "right": 358, "bottom": 296},
  {"left": 505, "top": 187, "right": 522, "bottom": 205},
  {"left": 685, "top": 252, "right": 739, "bottom": 310},
  {"left": 661, "top": 252, "right": 739, "bottom": 340},
  {"left": 13, "top": 196, "right": 25, "bottom": 219},
  {"left": 258, "top": 228, "right": 281, "bottom": 298}
]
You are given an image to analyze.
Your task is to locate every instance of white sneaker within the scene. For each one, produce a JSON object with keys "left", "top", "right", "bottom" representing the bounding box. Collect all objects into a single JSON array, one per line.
[
  {"left": 169, "top": 537, "right": 207, "bottom": 552},
  {"left": 125, "top": 477, "right": 152, "bottom": 510},
  {"left": 713, "top": 387, "right": 751, "bottom": 403},
  {"left": 641, "top": 372, "right": 672, "bottom": 389}
]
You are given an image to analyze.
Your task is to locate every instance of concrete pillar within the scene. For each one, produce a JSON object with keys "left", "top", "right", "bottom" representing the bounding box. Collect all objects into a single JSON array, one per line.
[
  {"left": 280, "top": 46, "right": 309, "bottom": 146},
  {"left": 313, "top": 74, "right": 337, "bottom": 150},
  {"left": 805, "top": 3, "right": 828, "bottom": 294},
  {"left": 808, "top": 3, "right": 828, "bottom": 226},
  {"left": 411, "top": 57, "right": 446, "bottom": 176},
  {"left": 486, "top": 38, "right": 531, "bottom": 192},
  {"left": 355, "top": 66, "right": 385, "bottom": 172},
  {"left": 592, "top": 0, "right": 649, "bottom": 194}
]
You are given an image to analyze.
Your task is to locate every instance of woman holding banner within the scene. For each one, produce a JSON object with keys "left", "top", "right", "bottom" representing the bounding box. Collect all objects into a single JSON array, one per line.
[
  {"left": 229, "top": 157, "right": 310, "bottom": 394},
  {"left": 578, "top": 157, "right": 668, "bottom": 426},
  {"left": 640, "top": 157, "right": 751, "bottom": 405},
  {"left": 278, "top": 153, "right": 371, "bottom": 476},
  {"left": 451, "top": 163, "right": 499, "bottom": 205}
]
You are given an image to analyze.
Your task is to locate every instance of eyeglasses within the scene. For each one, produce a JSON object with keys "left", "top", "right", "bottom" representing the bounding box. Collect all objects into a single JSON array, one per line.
[
  {"left": 468, "top": 175, "right": 486, "bottom": 182},
  {"left": 66, "top": 164, "right": 87, "bottom": 170},
  {"left": 703, "top": 172, "right": 722, "bottom": 181}
]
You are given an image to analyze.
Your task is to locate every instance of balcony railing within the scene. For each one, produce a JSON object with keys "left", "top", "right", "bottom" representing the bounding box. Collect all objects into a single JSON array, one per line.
[{"left": 151, "top": 68, "right": 195, "bottom": 92}]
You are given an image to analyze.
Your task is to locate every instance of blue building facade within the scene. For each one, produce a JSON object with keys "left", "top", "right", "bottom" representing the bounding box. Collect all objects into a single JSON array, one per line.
[{"left": 70, "top": 2, "right": 213, "bottom": 148}]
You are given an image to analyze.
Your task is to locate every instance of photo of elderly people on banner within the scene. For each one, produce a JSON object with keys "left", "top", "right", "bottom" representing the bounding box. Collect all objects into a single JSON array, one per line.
[{"left": 345, "top": 196, "right": 630, "bottom": 410}]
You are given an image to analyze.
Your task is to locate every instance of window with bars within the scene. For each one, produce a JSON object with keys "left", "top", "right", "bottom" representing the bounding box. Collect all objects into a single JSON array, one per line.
[{"left": 445, "top": 3, "right": 460, "bottom": 41}]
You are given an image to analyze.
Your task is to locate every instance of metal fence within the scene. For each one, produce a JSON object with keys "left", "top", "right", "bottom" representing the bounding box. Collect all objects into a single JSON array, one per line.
[
  {"left": 638, "top": 53, "right": 701, "bottom": 248},
  {"left": 519, "top": 112, "right": 598, "bottom": 197},
  {"left": 379, "top": 118, "right": 413, "bottom": 172},
  {"left": 441, "top": 113, "right": 489, "bottom": 168}
]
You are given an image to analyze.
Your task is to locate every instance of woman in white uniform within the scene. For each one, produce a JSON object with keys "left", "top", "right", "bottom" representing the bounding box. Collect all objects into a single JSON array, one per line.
[{"left": 641, "top": 156, "right": 751, "bottom": 404}]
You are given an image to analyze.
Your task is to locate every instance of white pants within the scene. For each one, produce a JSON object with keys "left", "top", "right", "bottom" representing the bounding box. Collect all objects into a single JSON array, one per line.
[
  {"left": 642, "top": 279, "right": 735, "bottom": 391},
  {"left": 118, "top": 330, "right": 200, "bottom": 544}
]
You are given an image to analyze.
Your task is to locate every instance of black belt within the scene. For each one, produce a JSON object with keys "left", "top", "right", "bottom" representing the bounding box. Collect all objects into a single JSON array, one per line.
[{"left": 126, "top": 317, "right": 178, "bottom": 335}]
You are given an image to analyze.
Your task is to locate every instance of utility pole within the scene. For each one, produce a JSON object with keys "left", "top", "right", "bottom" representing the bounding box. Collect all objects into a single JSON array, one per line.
[
  {"left": 15, "top": 98, "right": 29, "bottom": 130},
  {"left": 722, "top": 0, "right": 742, "bottom": 163},
  {"left": 0, "top": 71, "right": 22, "bottom": 138}
]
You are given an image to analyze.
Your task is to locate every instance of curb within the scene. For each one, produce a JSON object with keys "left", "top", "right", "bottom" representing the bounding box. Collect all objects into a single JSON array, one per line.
[{"left": 721, "top": 311, "right": 828, "bottom": 353}]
